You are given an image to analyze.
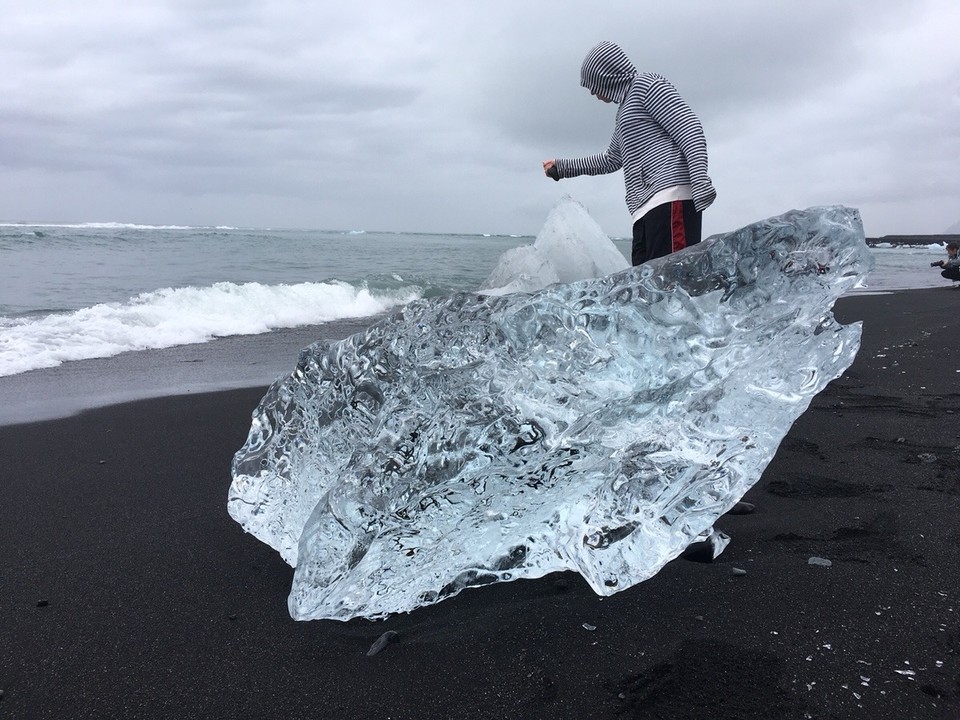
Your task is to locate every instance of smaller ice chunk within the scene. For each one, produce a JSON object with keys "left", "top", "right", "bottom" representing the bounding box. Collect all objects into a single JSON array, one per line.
[
  {"left": 479, "top": 195, "right": 628, "bottom": 294},
  {"left": 479, "top": 246, "right": 560, "bottom": 296}
]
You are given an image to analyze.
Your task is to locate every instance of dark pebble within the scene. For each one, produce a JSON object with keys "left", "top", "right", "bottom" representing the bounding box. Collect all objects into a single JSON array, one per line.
[
  {"left": 366, "top": 630, "right": 399, "bottom": 657},
  {"left": 553, "top": 579, "right": 569, "bottom": 592},
  {"left": 36, "top": 599, "right": 49, "bottom": 608},
  {"left": 726, "top": 501, "right": 756, "bottom": 515}
]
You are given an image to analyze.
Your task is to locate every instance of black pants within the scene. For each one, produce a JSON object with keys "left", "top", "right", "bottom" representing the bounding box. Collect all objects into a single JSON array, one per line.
[
  {"left": 632, "top": 199, "right": 702, "bottom": 266},
  {"left": 942, "top": 267, "right": 960, "bottom": 282}
]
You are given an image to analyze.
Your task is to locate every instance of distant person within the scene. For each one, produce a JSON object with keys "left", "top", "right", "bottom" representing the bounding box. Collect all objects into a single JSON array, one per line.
[
  {"left": 543, "top": 41, "right": 716, "bottom": 266},
  {"left": 931, "top": 241, "right": 960, "bottom": 283}
]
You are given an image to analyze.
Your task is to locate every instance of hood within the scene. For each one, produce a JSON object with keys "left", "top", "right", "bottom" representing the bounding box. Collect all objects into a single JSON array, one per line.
[{"left": 580, "top": 41, "right": 637, "bottom": 103}]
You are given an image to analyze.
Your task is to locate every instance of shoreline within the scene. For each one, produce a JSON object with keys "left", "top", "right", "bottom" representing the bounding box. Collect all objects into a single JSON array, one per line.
[
  {"left": 0, "top": 316, "right": 380, "bottom": 427},
  {"left": 2, "top": 287, "right": 959, "bottom": 719}
]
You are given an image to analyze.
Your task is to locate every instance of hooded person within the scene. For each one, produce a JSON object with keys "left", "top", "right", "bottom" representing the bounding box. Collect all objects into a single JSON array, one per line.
[{"left": 544, "top": 41, "right": 716, "bottom": 266}]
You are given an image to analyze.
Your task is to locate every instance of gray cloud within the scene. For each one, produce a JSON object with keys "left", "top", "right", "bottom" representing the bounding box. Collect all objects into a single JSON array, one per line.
[{"left": 1, "top": 0, "right": 957, "bottom": 236}]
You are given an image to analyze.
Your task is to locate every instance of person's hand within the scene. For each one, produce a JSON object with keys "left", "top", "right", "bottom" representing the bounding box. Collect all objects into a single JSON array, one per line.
[{"left": 543, "top": 160, "right": 560, "bottom": 181}]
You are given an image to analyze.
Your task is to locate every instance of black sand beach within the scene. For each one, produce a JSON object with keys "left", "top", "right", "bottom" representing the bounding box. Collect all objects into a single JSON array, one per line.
[{"left": 2, "top": 288, "right": 959, "bottom": 720}]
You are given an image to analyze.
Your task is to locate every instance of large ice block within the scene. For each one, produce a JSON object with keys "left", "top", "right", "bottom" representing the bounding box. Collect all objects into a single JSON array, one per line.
[{"left": 229, "top": 205, "right": 873, "bottom": 621}]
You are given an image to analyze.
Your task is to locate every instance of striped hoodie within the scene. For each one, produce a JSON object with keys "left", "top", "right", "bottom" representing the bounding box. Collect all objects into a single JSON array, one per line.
[{"left": 554, "top": 41, "right": 716, "bottom": 218}]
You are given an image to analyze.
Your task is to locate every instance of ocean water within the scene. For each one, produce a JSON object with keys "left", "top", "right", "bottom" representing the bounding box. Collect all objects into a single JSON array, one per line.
[
  {"left": 0, "top": 222, "right": 952, "bottom": 424},
  {"left": 0, "top": 223, "right": 541, "bottom": 376}
]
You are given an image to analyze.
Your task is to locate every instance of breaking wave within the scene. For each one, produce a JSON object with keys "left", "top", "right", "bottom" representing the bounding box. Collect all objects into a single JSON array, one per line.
[{"left": 0, "top": 280, "right": 421, "bottom": 377}]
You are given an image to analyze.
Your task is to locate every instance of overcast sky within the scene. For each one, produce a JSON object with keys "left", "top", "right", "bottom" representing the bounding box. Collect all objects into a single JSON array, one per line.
[{"left": 2, "top": 0, "right": 958, "bottom": 237}]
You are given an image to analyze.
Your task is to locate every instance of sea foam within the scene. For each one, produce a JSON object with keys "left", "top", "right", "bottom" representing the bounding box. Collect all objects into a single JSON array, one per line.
[{"left": 0, "top": 281, "right": 420, "bottom": 377}]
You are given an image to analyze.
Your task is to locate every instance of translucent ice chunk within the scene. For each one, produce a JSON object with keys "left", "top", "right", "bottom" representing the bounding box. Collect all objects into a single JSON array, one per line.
[
  {"left": 479, "top": 195, "right": 628, "bottom": 295},
  {"left": 229, "top": 205, "right": 873, "bottom": 621},
  {"left": 479, "top": 244, "right": 560, "bottom": 296}
]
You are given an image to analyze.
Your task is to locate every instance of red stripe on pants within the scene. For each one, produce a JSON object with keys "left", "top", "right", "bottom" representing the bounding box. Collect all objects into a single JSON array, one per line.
[{"left": 671, "top": 201, "right": 687, "bottom": 253}]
